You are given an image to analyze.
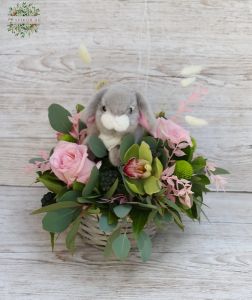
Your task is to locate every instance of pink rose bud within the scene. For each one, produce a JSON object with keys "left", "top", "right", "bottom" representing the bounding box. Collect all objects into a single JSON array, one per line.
[{"left": 49, "top": 141, "right": 95, "bottom": 187}]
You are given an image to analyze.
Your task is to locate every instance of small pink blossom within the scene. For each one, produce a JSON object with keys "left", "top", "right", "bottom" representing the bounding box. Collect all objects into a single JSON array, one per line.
[
  {"left": 209, "top": 175, "right": 227, "bottom": 192},
  {"left": 153, "top": 118, "right": 192, "bottom": 147},
  {"left": 162, "top": 166, "right": 193, "bottom": 208},
  {"left": 49, "top": 141, "right": 95, "bottom": 187},
  {"left": 68, "top": 113, "right": 87, "bottom": 144},
  {"left": 205, "top": 161, "right": 227, "bottom": 191}
]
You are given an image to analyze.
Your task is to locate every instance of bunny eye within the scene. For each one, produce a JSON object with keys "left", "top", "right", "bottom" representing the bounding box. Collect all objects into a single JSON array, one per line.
[
  {"left": 129, "top": 106, "right": 134, "bottom": 114},
  {"left": 102, "top": 105, "right": 107, "bottom": 112}
]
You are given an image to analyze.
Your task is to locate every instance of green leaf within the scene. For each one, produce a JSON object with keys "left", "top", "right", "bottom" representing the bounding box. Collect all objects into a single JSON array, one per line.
[
  {"left": 104, "top": 226, "right": 121, "bottom": 257},
  {"left": 105, "top": 178, "right": 119, "bottom": 198},
  {"left": 113, "top": 204, "right": 132, "bottom": 218},
  {"left": 82, "top": 167, "right": 99, "bottom": 197},
  {"left": 50, "top": 232, "right": 55, "bottom": 251},
  {"left": 142, "top": 136, "right": 157, "bottom": 152},
  {"left": 87, "top": 135, "right": 107, "bottom": 158},
  {"left": 168, "top": 210, "right": 184, "bottom": 231},
  {"left": 120, "top": 134, "right": 135, "bottom": 162},
  {"left": 159, "top": 149, "right": 168, "bottom": 168},
  {"left": 125, "top": 178, "right": 145, "bottom": 195},
  {"left": 76, "top": 103, "right": 85, "bottom": 113},
  {"left": 38, "top": 173, "right": 65, "bottom": 194},
  {"left": 123, "top": 144, "right": 139, "bottom": 164},
  {"left": 99, "top": 214, "right": 117, "bottom": 233},
  {"left": 152, "top": 157, "right": 163, "bottom": 178},
  {"left": 139, "top": 141, "right": 153, "bottom": 164},
  {"left": 58, "top": 190, "right": 81, "bottom": 202},
  {"left": 77, "top": 195, "right": 99, "bottom": 204},
  {"left": 72, "top": 181, "right": 85, "bottom": 192},
  {"left": 32, "top": 201, "right": 81, "bottom": 214},
  {"left": 42, "top": 207, "right": 81, "bottom": 233},
  {"left": 164, "top": 199, "right": 181, "bottom": 214},
  {"left": 108, "top": 209, "right": 118, "bottom": 225},
  {"left": 66, "top": 215, "right": 81, "bottom": 252},
  {"left": 112, "top": 233, "right": 131, "bottom": 260},
  {"left": 130, "top": 208, "right": 150, "bottom": 237},
  {"left": 212, "top": 167, "right": 230, "bottom": 175},
  {"left": 57, "top": 133, "right": 76, "bottom": 143},
  {"left": 137, "top": 231, "right": 152, "bottom": 262},
  {"left": 192, "top": 175, "right": 210, "bottom": 186},
  {"left": 48, "top": 103, "right": 72, "bottom": 133},
  {"left": 143, "top": 176, "right": 161, "bottom": 195},
  {"left": 191, "top": 156, "right": 206, "bottom": 173},
  {"left": 127, "top": 202, "right": 158, "bottom": 210}
]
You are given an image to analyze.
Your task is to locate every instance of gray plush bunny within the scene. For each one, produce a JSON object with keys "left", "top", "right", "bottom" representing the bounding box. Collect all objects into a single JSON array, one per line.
[{"left": 81, "top": 84, "right": 156, "bottom": 166}]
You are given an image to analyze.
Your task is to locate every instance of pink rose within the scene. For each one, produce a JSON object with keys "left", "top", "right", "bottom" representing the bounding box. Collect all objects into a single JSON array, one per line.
[
  {"left": 153, "top": 118, "right": 192, "bottom": 146},
  {"left": 49, "top": 141, "right": 95, "bottom": 186}
]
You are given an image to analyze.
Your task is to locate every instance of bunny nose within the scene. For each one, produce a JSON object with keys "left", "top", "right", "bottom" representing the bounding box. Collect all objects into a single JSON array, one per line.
[{"left": 101, "top": 111, "right": 130, "bottom": 132}]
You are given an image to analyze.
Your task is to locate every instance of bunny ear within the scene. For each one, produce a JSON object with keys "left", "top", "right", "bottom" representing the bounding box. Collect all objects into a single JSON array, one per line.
[
  {"left": 81, "top": 88, "right": 107, "bottom": 124},
  {"left": 136, "top": 92, "right": 156, "bottom": 131}
]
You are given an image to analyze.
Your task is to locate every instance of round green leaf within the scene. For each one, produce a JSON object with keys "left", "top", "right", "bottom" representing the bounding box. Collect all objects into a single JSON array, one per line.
[
  {"left": 87, "top": 135, "right": 107, "bottom": 158},
  {"left": 42, "top": 207, "right": 80, "bottom": 233},
  {"left": 137, "top": 231, "right": 152, "bottom": 262},
  {"left": 48, "top": 104, "right": 72, "bottom": 133},
  {"left": 113, "top": 204, "right": 132, "bottom": 218},
  {"left": 112, "top": 233, "right": 131, "bottom": 260},
  {"left": 99, "top": 214, "right": 117, "bottom": 233}
]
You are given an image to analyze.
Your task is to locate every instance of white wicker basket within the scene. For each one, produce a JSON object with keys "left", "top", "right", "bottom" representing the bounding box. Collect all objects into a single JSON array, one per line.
[{"left": 78, "top": 214, "right": 157, "bottom": 249}]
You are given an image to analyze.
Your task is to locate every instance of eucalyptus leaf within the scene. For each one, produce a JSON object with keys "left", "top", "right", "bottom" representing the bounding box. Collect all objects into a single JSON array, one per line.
[
  {"left": 87, "top": 135, "right": 107, "bottom": 158},
  {"left": 113, "top": 204, "right": 132, "bottom": 218},
  {"left": 104, "top": 226, "right": 121, "bottom": 257},
  {"left": 137, "top": 231, "right": 152, "bottom": 262},
  {"left": 48, "top": 103, "right": 72, "bottom": 133},
  {"left": 42, "top": 207, "right": 81, "bottom": 233},
  {"left": 99, "top": 214, "right": 117, "bottom": 233},
  {"left": 112, "top": 233, "right": 131, "bottom": 260}
]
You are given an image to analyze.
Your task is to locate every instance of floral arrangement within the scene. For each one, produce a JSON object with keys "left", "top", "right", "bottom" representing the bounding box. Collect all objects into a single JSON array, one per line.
[{"left": 30, "top": 103, "right": 228, "bottom": 261}]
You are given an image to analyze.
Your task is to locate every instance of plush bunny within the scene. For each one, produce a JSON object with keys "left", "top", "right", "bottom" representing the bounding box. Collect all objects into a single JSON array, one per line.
[{"left": 81, "top": 84, "right": 156, "bottom": 166}]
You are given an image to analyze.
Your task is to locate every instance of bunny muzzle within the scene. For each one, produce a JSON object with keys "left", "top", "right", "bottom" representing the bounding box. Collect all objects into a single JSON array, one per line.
[{"left": 101, "top": 111, "right": 130, "bottom": 133}]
